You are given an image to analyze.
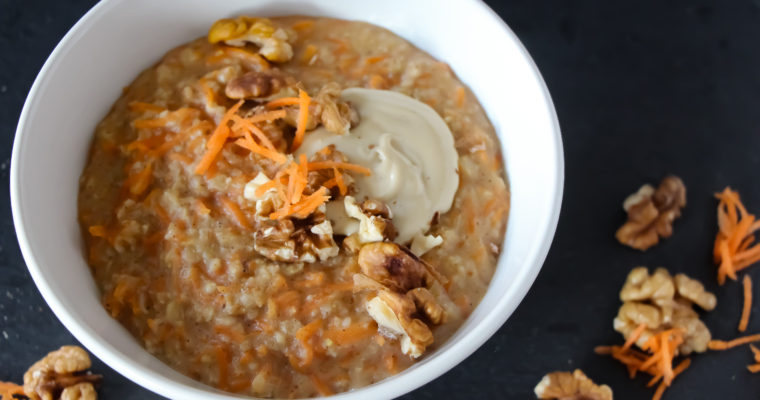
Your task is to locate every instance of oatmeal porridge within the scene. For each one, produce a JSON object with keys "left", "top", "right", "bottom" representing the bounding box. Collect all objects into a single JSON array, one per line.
[{"left": 78, "top": 16, "right": 509, "bottom": 398}]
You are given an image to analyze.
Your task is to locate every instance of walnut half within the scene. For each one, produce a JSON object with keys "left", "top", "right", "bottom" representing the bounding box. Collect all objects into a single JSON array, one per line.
[
  {"left": 23, "top": 346, "right": 101, "bottom": 400},
  {"left": 534, "top": 369, "right": 613, "bottom": 400},
  {"left": 354, "top": 242, "right": 448, "bottom": 358},
  {"left": 615, "top": 175, "right": 686, "bottom": 251}
]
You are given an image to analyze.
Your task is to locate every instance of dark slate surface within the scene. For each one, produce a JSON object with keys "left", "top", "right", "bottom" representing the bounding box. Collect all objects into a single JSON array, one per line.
[{"left": 1, "top": 0, "right": 759, "bottom": 398}]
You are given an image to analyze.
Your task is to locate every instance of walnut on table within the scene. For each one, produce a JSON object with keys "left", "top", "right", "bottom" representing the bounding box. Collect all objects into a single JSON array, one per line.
[
  {"left": 614, "top": 267, "right": 715, "bottom": 354},
  {"left": 353, "top": 242, "right": 448, "bottom": 358},
  {"left": 615, "top": 175, "right": 686, "bottom": 251},
  {"left": 534, "top": 369, "right": 613, "bottom": 400},
  {"left": 23, "top": 346, "right": 101, "bottom": 400}
]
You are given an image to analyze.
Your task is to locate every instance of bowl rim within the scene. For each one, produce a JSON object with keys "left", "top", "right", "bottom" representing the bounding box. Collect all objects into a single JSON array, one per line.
[{"left": 10, "top": 0, "right": 564, "bottom": 399}]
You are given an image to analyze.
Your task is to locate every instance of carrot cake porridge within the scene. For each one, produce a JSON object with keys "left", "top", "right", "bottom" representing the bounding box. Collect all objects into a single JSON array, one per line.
[{"left": 78, "top": 16, "right": 509, "bottom": 398}]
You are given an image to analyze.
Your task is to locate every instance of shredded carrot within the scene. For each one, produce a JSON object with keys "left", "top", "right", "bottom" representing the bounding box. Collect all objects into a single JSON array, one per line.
[
  {"left": 88, "top": 225, "right": 108, "bottom": 238},
  {"left": 291, "top": 20, "right": 315, "bottom": 32},
  {"left": 309, "top": 374, "right": 333, "bottom": 396},
  {"left": 290, "top": 319, "right": 322, "bottom": 370},
  {"left": 364, "top": 54, "right": 387, "bottom": 65},
  {"left": 455, "top": 86, "right": 466, "bottom": 108},
  {"left": 597, "top": 329, "right": 685, "bottom": 400},
  {"left": 324, "top": 322, "right": 377, "bottom": 346},
  {"left": 748, "top": 344, "right": 760, "bottom": 372},
  {"left": 266, "top": 97, "right": 301, "bottom": 108},
  {"left": 368, "top": 74, "right": 385, "bottom": 89},
  {"left": 709, "top": 333, "right": 760, "bottom": 350},
  {"left": 714, "top": 187, "right": 760, "bottom": 284},
  {"left": 0, "top": 380, "right": 26, "bottom": 399},
  {"left": 219, "top": 196, "right": 250, "bottom": 230},
  {"left": 234, "top": 133, "right": 288, "bottom": 164},
  {"left": 301, "top": 44, "right": 318, "bottom": 64},
  {"left": 230, "top": 115, "right": 277, "bottom": 149},
  {"left": 129, "top": 163, "right": 153, "bottom": 196},
  {"left": 740, "top": 275, "right": 753, "bottom": 332},
  {"left": 195, "top": 100, "right": 244, "bottom": 174},
  {"left": 215, "top": 345, "right": 230, "bottom": 391},
  {"left": 623, "top": 323, "right": 648, "bottom": 351},
  {"left": 291, "top": 89, "right": 311, "bottom": 152},
  {"left": 199, "top": 78, "right": 216, "bottom": 105},
  {"left": 128, "top": 101, "right": 166, "bottom": 113},
  {"left": 307, "top": 161, "right": 371, "bottom": 175},
  {"left": 333, "top": 167, "right": 347, "bottom": 196}
]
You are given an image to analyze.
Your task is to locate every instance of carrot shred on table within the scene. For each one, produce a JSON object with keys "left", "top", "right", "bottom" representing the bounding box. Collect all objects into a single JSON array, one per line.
[
  {"left": 0, "top": 380, "right": 26, "bottom": 399},
  {"left": 714, "top": 187, "right": 760, "bottom": 284},
  {"left": 740, "top": 275, "right": 753, "bottom": 332},
  {"left": 709, "top": 333, "right": 760, "bottom": 350},
  {"left": 291, "top": 89, "right": 311, "bottom": 152},
  {"left": 194, "top": 99, "right": 244, "bottom": 175},
  {"left": 597, "top": 329, "right": 686, "bottom": 400}
]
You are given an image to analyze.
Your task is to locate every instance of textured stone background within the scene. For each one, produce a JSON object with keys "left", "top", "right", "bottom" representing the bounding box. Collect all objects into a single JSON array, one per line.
[{"left": 1, "top": 0, "right": 759, "bottom": 398}]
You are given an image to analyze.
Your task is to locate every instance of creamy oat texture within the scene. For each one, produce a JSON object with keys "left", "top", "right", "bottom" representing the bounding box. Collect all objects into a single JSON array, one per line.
[{"left": 78, "top": 16, "right": 509, "bottom": 398}]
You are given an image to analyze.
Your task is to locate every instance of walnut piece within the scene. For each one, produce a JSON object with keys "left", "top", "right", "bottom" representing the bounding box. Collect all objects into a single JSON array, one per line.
[
  {"left": 358, "top": 242, "right": 435, "bottom": 292},
  {"left": 534, "top": 369, "right": 613, "bottom": 400},
  {"left": 280, "top": 83, "right": 359, "bottom": 135},
  {"left": 208, "top": 17, "right": 293, "bottom": 62},
  {"left": 615, "top": 175, "right": 686, "bottom": 251},
  {"left": 23, "top": 346, "right": 101, "bottom": 400},
  {"left": 343, "top": 196, "right": 397, "bottom": 244},
  {"left": 244, "top": 172, "right": 339, "bottom": 263},
  {"left": 354, "top": 242, "right": 448, "bottom": 358},
  {"left": 614, "top": 267, "right": 714, "bottom": 354},
  {"left": 224, "top": 71, "right": 284, "bottom": 99},
  {"left": 314, "top": 83, "right": 359, "bottom": 135}
]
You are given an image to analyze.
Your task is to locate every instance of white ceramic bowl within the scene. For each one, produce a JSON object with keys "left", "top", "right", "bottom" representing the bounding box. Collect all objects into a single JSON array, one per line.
[{"left": 11, "top": 0, "right": 563, "bottom": 399}]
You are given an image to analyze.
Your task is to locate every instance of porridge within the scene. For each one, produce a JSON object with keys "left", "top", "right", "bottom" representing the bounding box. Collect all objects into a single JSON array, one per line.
[{"left": 78, "top": 16, "right": 509, "bottom": 398}]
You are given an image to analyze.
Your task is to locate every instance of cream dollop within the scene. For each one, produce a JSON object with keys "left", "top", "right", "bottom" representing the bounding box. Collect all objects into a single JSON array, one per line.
[{"left": 297, "top": 88, "right": 459, "bottom": 243}]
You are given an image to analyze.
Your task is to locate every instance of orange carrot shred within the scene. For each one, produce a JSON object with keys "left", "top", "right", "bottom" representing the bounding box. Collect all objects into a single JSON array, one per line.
[
  {"left": 219, "top": 196, "right": 250, "bottom": 230},
  {"left": 194, "top": 100, "right": 244, "bottom": 174},
  {"left": 266, "top": 97, "right": 301, "bottom": 108},
  {"left": 709, "top": 333, "right": 760, "bottom": 350},
  {"left": 740, "top": 275, "right": 753, "bottom": 332},
  {"left": 128, "top": 101, "right": 166, "bottom": 113},
  {"left": 88, "top": 225, "right": 108, "bottom": 238},
  {"left": 0, "top": 380, "right": 26, "bottom": 399},
  {"left": 714, "top": 187, "right": 760, "bottom": 284},
  {"left": 623, "top": 323, "right": 647, "bottom": 351},
  {"left": 291, "top": 89, "right": 311, "bottom": 152},
  {"left": 455, "top": 86, "right": 466, "bottom": 108},
  {"left": 307, "top": 161, "right": 371, "bottom": 175}
]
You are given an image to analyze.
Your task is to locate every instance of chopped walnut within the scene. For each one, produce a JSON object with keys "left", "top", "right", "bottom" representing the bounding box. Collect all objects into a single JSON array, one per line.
[
  {"left": 614, "top": 267, "right": 715, "bottom": 354},
  {"left": 208, "top": 17, "right": 293, "bottom": 62},
  {"left": 343, "top": 196, "right": 397, "bottom": 244},
  {"left": 280, "top": 83, "right": 359, "bottom": 135},
  {"left": 253, "top": 205, "right": 339, "bottom": 263},
  {"left": 409, "top": 233, "right": 443, "bottom": 256},
  {"left": 615, "top": 175, "right": 686, "bottom": 251},
  {"left": 314, "top": 83, "right": 359, "bottom": 135},
  {"left": 534, "top": 369, "right": 613, "bottom": 400},
  {"left": 23, "top": 346, "right": 101, "bottom": 400},
  {"left": 354, "top": 242, "right": 447, "bottom": 358},
  {"left": 243, "top": 173, "right": 339, "bottom": 263},
  {"left": 224, "top": 71, "right": 285, "bottom": 99}
]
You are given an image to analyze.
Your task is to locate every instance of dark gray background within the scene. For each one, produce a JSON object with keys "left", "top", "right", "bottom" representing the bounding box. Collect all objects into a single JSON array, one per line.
[{"left": 1, "top": 0, "right": 759, "bottom": 398}]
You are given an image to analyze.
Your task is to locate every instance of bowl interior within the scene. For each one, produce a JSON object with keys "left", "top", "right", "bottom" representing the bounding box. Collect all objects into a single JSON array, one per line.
[{"left": 11, "top": 0, "right": 563, "bottom": 399}]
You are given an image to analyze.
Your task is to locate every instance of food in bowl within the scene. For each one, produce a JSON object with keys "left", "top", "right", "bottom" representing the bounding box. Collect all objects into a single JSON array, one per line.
[{"left": 77, "top": 16, "right": 509, "bottom": 398}]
